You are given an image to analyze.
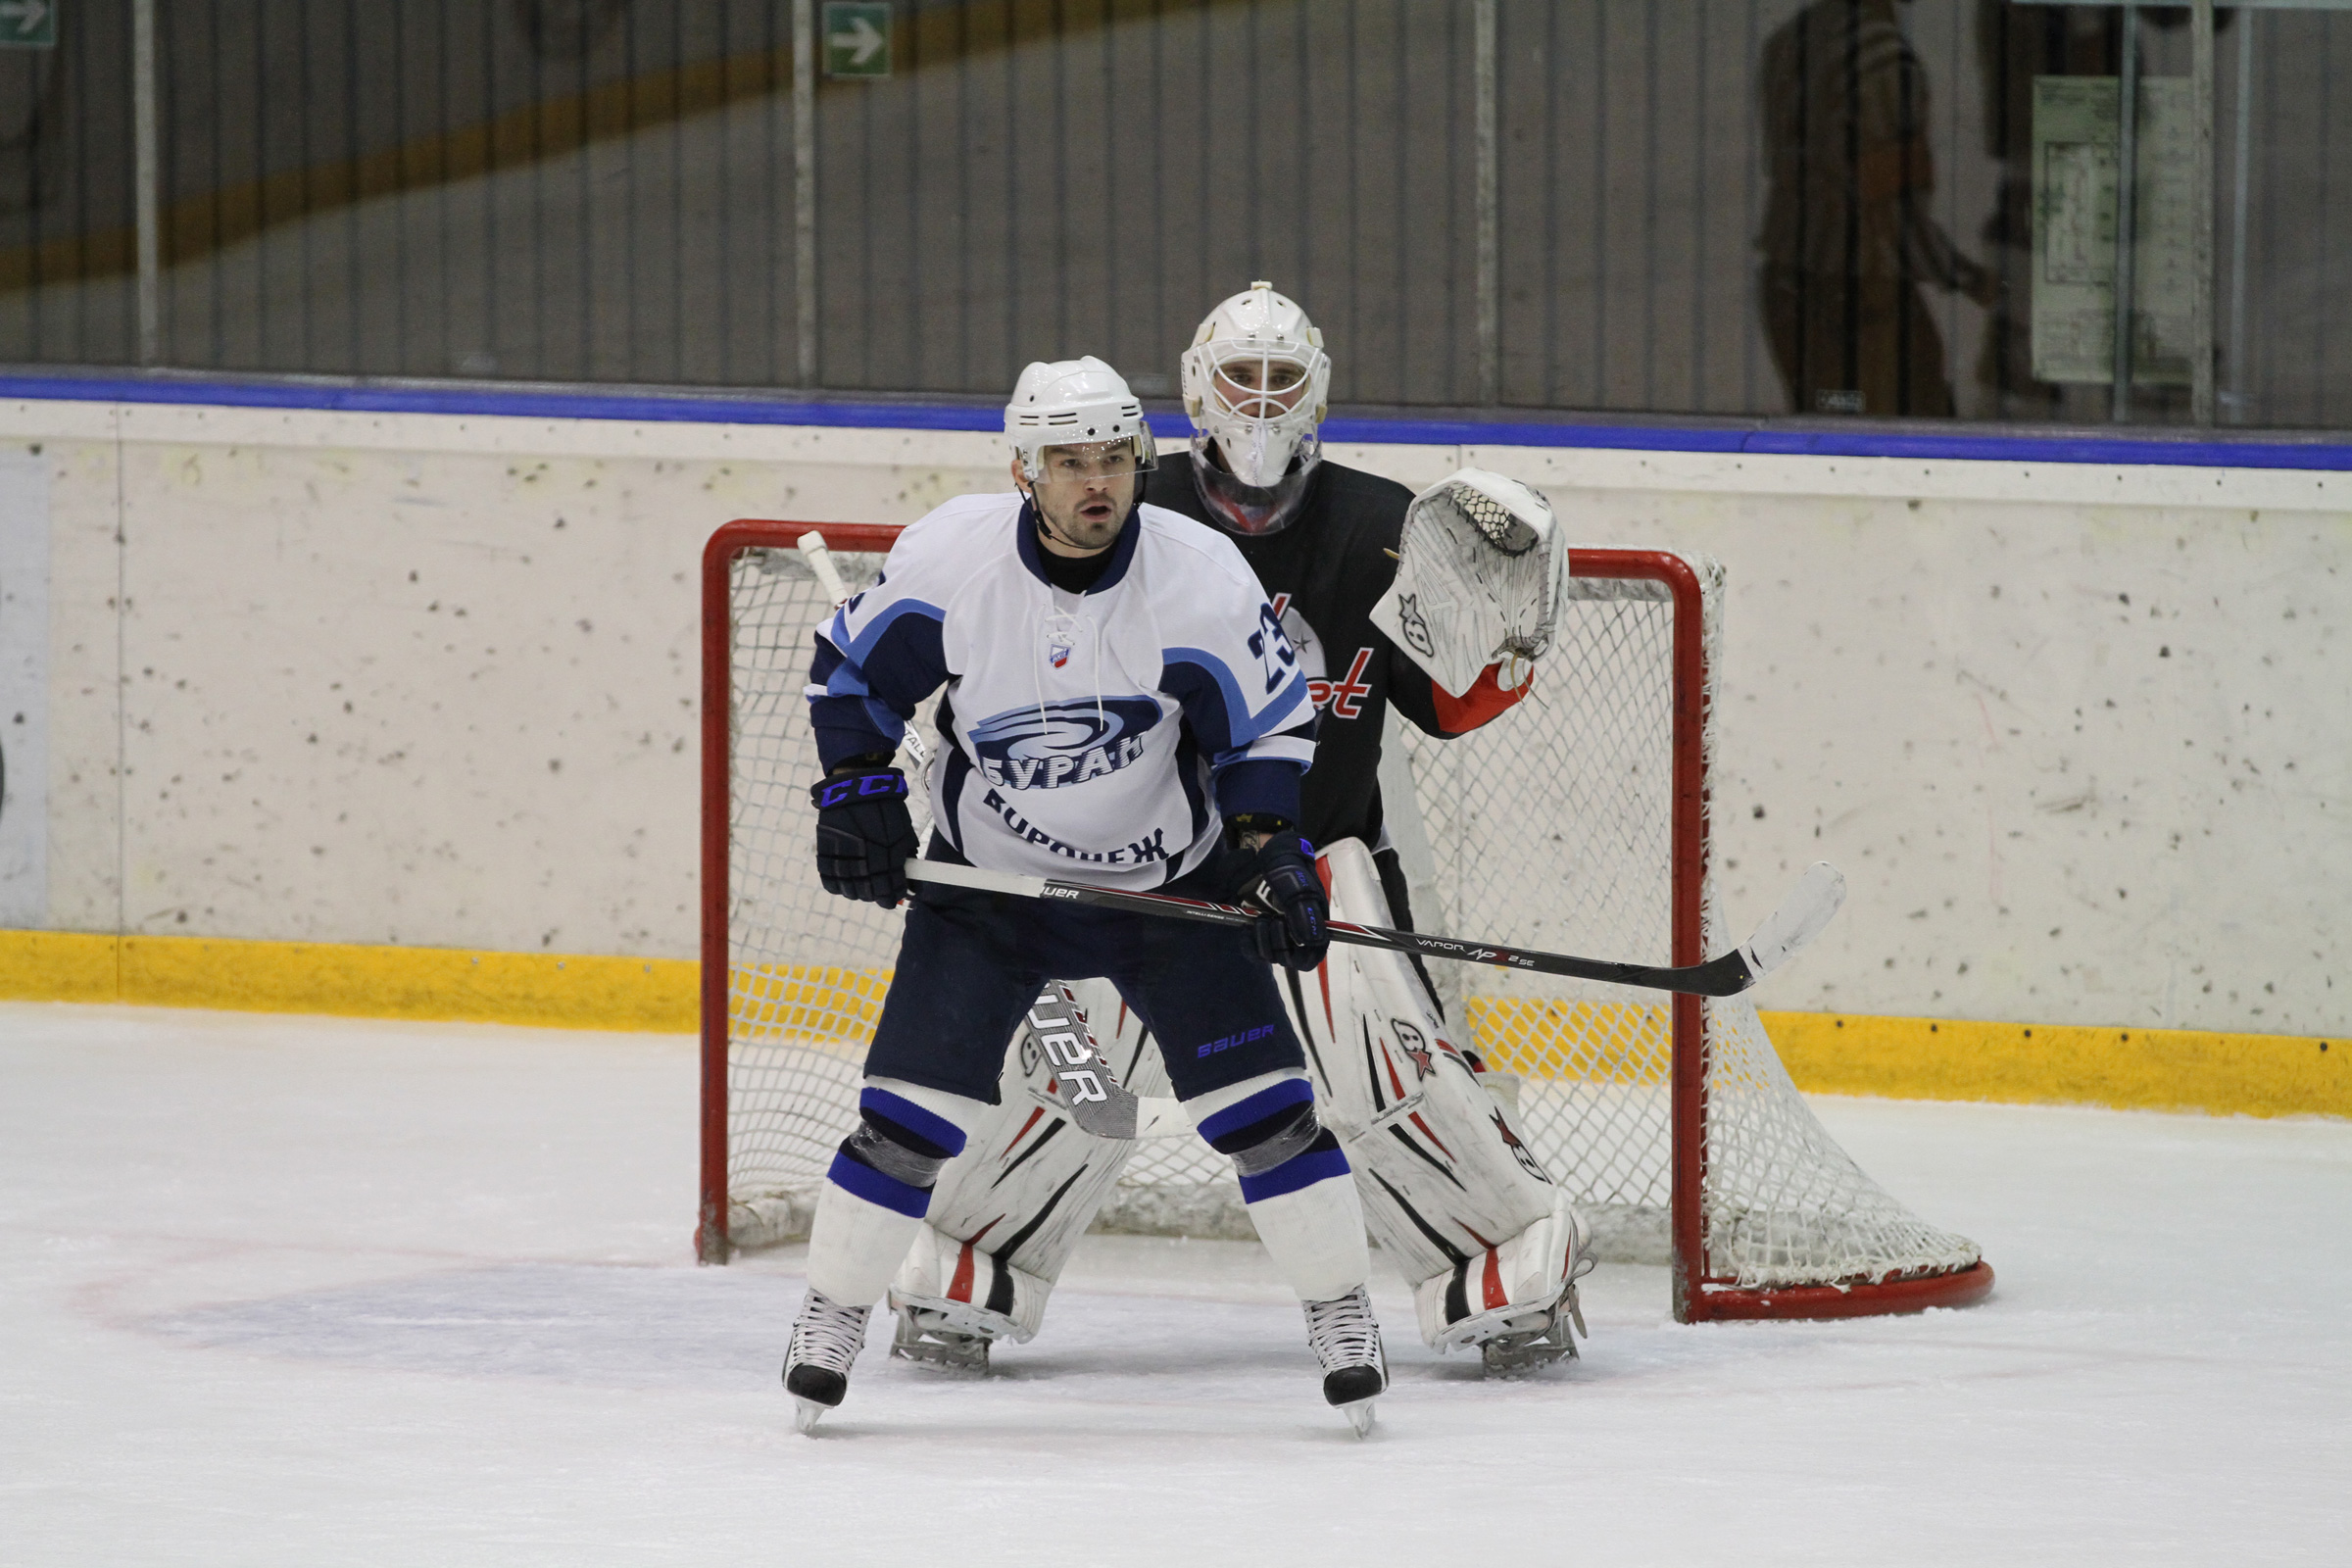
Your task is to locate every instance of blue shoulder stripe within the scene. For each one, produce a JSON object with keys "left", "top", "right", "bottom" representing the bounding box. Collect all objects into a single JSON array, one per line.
[
  {"left": 838, "top": 597, "right": 948, "bottom": 665},
  {"left": 1161, "top": 647, "right": 1309, "bottom": 750}
]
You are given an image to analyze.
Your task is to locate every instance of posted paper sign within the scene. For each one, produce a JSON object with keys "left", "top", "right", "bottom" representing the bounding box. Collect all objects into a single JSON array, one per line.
[{"left": 2032, "top": 75, "right": 2194, "bottom": 386}]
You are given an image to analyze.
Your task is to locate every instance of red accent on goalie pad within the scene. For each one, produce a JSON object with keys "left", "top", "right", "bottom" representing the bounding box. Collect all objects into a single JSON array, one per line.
[
  {"left": 1429, "top": 659, "right": 1533, "bottom": 735},
  {"left": 1482, "top": 1248, "right": 1507, "bottom": 1311}
]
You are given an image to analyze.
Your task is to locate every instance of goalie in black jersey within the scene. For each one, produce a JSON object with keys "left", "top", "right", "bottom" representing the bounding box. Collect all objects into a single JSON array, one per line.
[{"left": 886, "top": 284, "right": 1594, "bottom": 1380}]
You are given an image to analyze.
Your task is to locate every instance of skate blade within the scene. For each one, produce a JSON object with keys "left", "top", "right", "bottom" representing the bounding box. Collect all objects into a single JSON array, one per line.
[
  {"left": 791, "top": 1396, "right": 828, "bottom": 1435},
  {"left": 1343, "top": 1399, "right": 1377, "bottom": 1439}
]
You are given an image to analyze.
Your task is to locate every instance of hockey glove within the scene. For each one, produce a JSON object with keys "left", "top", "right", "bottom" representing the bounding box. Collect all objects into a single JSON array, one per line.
[
  {"left": 1238, "top": 833, "right": 1330, "bottom": 972},
  {"left": 810, "top": 764, "right": 917, "bottom": 906}
]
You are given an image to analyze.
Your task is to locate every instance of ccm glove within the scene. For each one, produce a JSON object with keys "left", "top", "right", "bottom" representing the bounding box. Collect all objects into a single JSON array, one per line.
[
  {"left": 810, "top": 764, "right": 917, "bottom": 906},
  {"left": 1237, "top": 832, "right": 1329, "bottom": 972}
]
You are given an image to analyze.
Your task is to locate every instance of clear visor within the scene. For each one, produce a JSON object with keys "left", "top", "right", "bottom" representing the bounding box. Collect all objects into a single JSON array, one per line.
[{"left": 1023, "top": 432, "right": 1157, "bottom": 485}]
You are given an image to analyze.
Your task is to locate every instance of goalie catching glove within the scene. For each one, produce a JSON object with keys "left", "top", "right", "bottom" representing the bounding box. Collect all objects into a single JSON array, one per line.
[
  {"left": 810, "top": 761, "right": 917, "bottom": 906},
  {"left": 1370, "top": 468, "right": 1570, "bottom": 701},
  {"left": 1231, "top": 823, "right": 1329, "bottom": 972}
]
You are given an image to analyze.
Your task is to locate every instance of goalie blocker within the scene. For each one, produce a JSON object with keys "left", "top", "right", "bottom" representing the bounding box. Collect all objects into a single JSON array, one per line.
[{"left": 890, "top": 838, "right": 1594, "bottom": 1375}]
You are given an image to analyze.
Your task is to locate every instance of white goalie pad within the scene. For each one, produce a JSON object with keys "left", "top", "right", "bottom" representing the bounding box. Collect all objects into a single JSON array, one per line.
[
  {"left": 1370, "top": 468, "right": 1571, "bottom": 698},
  {"left": 887, "top": 983, "right": 1164, "bottom": 1342},
  {"left": 1276, "top": 838, "right": 1592, "bottom": 1350}
]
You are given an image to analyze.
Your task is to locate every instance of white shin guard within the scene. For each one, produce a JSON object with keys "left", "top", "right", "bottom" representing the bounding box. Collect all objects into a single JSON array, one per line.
[
  {"left": 1246, "top": 1167, "right": 1373, "bottom": 1304},
  {"left": 1189, "top": 1069, "right": 1370, "bottom": 1303},
  {"left": 805, "top": 1077, "right": 986, "bottom": 1308}
]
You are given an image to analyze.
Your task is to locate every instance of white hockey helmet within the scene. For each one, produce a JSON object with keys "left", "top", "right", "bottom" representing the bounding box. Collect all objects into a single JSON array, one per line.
[
  {"left": 1004, "top": 356, "right": 1157, "bottom": 484},
  {"left": 1179, "top": 281, "right": 1332, "bottom": 534}
]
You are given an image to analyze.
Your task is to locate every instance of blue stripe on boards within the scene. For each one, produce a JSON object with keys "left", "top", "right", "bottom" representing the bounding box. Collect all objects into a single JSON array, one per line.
[
  {"left": 1197, "top": 1076, "right": 1316, "bottom": 1147},
  {"left": 827, "top": 1149, "right": 932, "bottom": 1218},
  {"left": 1238, "top": 1142, "right": 1352, "bottom": 1204},
  {"left": 13, "top": 373, "right": 2345, "bottom": 470},
  {"left": 859, "top": 1087, "right": 969, "bottom": 1157}
]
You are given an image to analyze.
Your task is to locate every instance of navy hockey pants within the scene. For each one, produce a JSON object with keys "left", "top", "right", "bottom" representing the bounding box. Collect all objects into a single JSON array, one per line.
[{"left": 863, "top": 839, "right": 1307, "bottom": 1104}]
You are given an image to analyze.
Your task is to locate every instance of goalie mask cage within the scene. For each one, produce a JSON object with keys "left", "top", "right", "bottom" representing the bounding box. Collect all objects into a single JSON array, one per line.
[{"left": 700, "top": 518, "right": 1991, "bottom": 1323}]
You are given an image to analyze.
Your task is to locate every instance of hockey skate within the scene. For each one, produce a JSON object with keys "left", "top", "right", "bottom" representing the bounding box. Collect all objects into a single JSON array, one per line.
[
  {"left": 888, "top": 1300, "right": 998, "bottom": 1374},
  {"left": 1303, "top": 1286, "right": 1388, "bottom": 1437},
  {"left": 783, "top": 1287, "right": 871, "bottom": 1434}
]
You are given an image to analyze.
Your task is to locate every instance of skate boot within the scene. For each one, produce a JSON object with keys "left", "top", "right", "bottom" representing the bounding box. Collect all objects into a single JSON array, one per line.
[
  {"left": 783, "top": 1287, "right": 872, "bottom": 1434},
  {"left": 889, "top": 1300, "right": 995, "bottom": 1374},
  {"left": 1303, "top": 1285, "right": 1388, "bottom": 1437}
]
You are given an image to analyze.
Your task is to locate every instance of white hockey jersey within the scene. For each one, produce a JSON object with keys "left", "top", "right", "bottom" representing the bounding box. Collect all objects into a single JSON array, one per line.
[{"left": 807, "top": 492, "right": 1317, "bottom": 888}]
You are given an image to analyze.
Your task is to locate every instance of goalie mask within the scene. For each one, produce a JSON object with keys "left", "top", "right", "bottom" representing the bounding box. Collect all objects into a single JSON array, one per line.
[
  {"left": 1005, "top": 356, "right": 1157, "bottom": 485},
  {"left": 1180, "top": 281, "right": 1332, "bottom": 537}
]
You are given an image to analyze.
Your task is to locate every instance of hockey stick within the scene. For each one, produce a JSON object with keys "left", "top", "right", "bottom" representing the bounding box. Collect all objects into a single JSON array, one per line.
[{"left": 906, "top": 858, "right": 1846, "bottom": 998}]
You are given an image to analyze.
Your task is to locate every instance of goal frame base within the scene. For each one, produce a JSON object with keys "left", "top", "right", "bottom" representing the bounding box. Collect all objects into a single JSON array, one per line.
[{"left": 1688, "top": 1260, "right": 1996, "bottom": 1321}]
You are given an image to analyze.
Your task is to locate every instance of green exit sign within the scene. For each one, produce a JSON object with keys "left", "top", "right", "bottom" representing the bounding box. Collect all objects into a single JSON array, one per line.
[
  {"left": 0, "top": 0, "right": 56, "bottom": 49},
  {"left": 822, "top": 2, "right": 890, "bottom": 78}
]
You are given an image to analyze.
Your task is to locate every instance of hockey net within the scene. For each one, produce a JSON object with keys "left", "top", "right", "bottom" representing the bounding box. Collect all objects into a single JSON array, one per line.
[{"left": 700, "top": 519, "right": 1989, "bottom": 1321}]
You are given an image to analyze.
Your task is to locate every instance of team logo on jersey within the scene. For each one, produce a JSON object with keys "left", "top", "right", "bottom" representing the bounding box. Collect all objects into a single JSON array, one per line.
[
  {"left": 1047, "top": 632, "right": 1073, "bottom": 668},
  {"left": 967, "top": 696, "right": 1162, "bottom": 791}
]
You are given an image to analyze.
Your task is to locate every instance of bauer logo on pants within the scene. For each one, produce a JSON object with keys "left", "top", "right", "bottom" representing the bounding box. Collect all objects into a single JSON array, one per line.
[{"left": 1197, "top": 1023, "right": 1280, "bottom": 1058}]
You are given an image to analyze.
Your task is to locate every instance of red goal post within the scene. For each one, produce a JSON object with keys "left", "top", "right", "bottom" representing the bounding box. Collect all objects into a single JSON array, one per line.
[{"left": 700, "top": 517, "right": 1992, "bottom": 1323}]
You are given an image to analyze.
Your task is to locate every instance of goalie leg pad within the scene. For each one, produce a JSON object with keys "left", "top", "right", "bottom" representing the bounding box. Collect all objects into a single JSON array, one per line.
[
  {"left": 887, "top": 983, "right": 1156, "bottom": 1353},
  {"left": 808, "top": 1079, "right": 980, "bottom": 1306},
  {"left": 1189, "top": 1071, "right": 1368, "bottom": 1302},
  {"left": 1413, "top": 1188, "right": 1594, "bottom": 1356},
  {"left": 1290, "top": 839, "right": 1591, "bottom": 1352}
]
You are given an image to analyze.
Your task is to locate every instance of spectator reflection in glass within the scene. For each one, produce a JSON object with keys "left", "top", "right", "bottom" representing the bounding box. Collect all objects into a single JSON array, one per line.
[{"left": 1759, "top": 0, "right": 1996, "bottom": 417}]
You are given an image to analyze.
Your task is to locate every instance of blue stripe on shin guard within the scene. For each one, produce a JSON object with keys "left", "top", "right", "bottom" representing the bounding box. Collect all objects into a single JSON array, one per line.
[
  {"left": 828, "top": 1148, "right": 932, "bottom": 1219},
  {"left": 859, "top": 1087, "right": 969, "bottom": 1158},
  {"left": 1237, "top": 1130, "right": 1350, "bottom": 1204},
  {"left": 1197, "top": 1076, "right": 1315, "bottom": 1148}
]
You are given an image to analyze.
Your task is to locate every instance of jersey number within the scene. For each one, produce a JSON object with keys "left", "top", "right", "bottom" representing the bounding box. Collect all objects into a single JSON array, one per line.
[{"left": 1249, "top": 606, "right": 1298, "bottom": 695}]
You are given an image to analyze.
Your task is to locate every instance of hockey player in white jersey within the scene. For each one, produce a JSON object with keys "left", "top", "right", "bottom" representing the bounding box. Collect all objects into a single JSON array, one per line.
[
  {"left": 781, "top": 356, "right": 1390, "bottom": 1435},
  {"left": 889, "top": 285, "right": 1593, "bottom": 1379}
]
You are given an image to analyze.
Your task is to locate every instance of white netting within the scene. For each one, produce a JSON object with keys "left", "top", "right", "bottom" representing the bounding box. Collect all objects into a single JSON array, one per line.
[{"left": 717, "top": 533, "right": 1980, "bottom": 1292}]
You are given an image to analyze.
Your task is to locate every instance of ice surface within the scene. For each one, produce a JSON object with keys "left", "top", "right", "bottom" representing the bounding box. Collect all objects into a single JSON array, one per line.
[{"left": 4, "top": 1003, "right": 2348, "bottom": 1565}]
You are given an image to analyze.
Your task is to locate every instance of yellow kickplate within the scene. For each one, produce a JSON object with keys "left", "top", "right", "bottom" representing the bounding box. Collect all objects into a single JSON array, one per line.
[
  {"left": 3, "top": 928, "right": 2341, "bottom": 1114},
  {"left": 1760, "top": 1010, "right": 2346, "bottom": 1120},
  {"left": 1, "top": 929, "right": 697, "bottom": 1033}
]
